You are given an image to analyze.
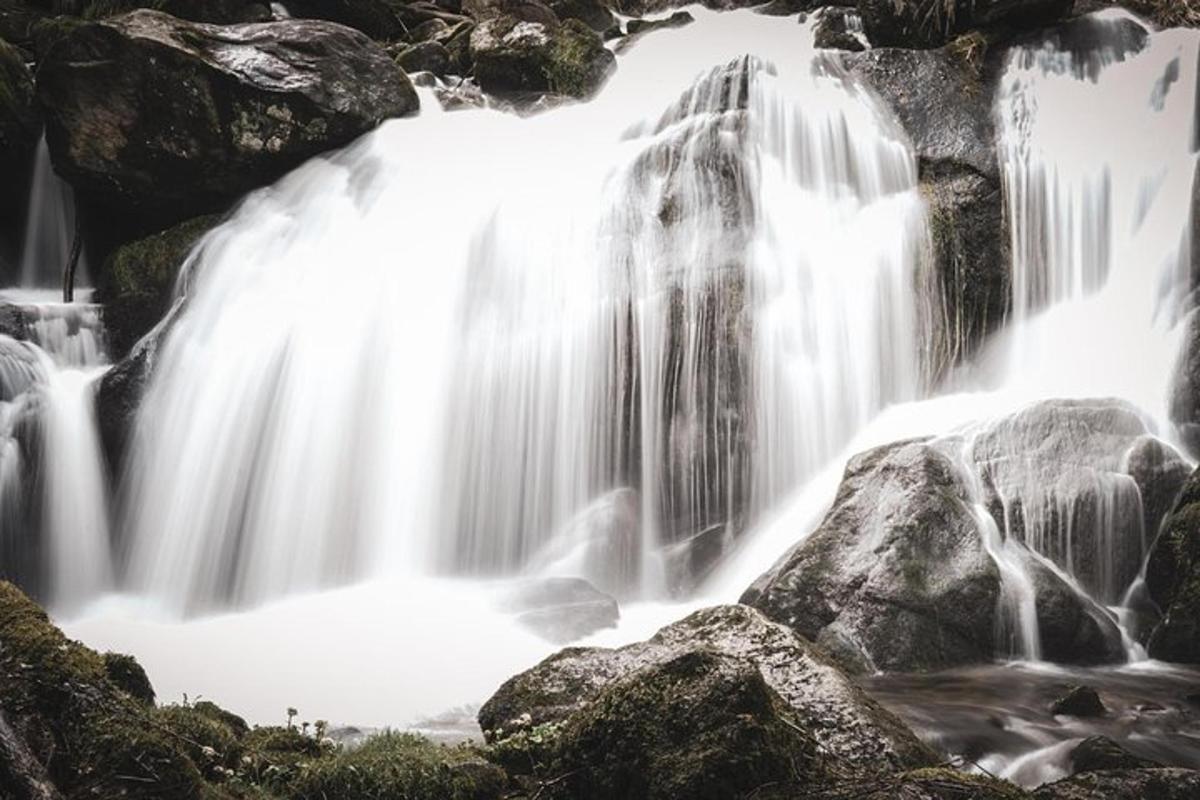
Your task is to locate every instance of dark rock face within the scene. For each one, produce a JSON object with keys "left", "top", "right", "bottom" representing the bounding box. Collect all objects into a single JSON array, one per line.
[
  {"left": 1069, "top": 736, "right": 1159, "bottom": 773},
  {"left": 37, "top": 10, "right": 418, "bottom": 226},
  {"left": 1034, "top": 768, "right": 1200, "bottom": 800},
  {"left": 548, "top": 651, "right": 822, "bottom": 800},
  {"left": 479, "top": 604, "right": 937, "bottom": 773},
  {"left": 921, "top": 162, "right": 1010, "bottom": 369},
  {"left": 1145, "top": 467, "right": 1200, "bottom": 663},
  {"left": 469, "top": 14, "right": 614, "bottom": 98},
  {"left": 624, "top": 10, "right": 694, "bottom": 36},
  {"left": 500, "top": 577, "right": 619, "bottom": 643},
  {"left": 97, "top": 215, "right": 219, "bottom": 361},
  {"left": 0, "top": 36, "right": 39, "bottom": 277},
  {"left": 857, "top": 0, "right": 1072, "bottom": 49},
  {"left": 1050, "top": 685, "right": 1106, "bottom": 717},
  {"left": 160, "top": 0, "right": 274, "bottom": 24},
  {"left": 744, "top": 400, "right": 1172, "bottom": 672}
]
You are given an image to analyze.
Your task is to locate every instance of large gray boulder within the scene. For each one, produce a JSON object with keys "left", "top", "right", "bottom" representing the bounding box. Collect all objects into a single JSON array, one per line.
[
  {"left": 479, "top": 604, "right": 937, "bottom": 773},
  {"left": 743, "top": 399, "right": 1179, "bottom": 671},
  {"left": 36, "top": 10, "right": 418, "bottom": 224}
]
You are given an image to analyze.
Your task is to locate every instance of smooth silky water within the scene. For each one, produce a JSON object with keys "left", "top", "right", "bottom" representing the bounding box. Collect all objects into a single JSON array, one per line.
[{"left": 2, "top": 4, "right": 1190, "bottom": 787}]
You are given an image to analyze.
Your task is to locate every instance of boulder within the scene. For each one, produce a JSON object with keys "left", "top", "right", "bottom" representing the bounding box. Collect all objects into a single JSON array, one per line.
[
  {"left": 804, "top": 768, "right": 1029, "bottom": 800},
  {"left": 744, "top": 400, "right": 1166, "bottom": 672},
  {"left": 1034, "top": 769, "right": 1200, "bottom": 800},
  {"left": 469, "top": 14, "right": 614, "bottom": 98},
  {"left": 36, "top": 10, "right": 418, "bottom": 227},
  {"left": 396, "top": 39, "right": 451, "bottom": 74},
  {"left": 857, "top": 0, "right": 1072, "bottom": 49},
  {"left": 463, "top": 0, "right": 560, "bottom": 25},
  {"left": 500, "top": 577, "right": 619, "bottom": 643},
  {"left": 479, "top": 604, "right": 937, "bottom": 773},
  {"left": 1145, "top": 467, "right": 1200, "bottom": 662},
  {"left": 624, "top": 10, "right": 694, "bottom": 36},
  {"left": 546, "top": 651, "right": 824, "bottom": 800},
  {"left": 1049, "top": 685, "right": 1106, "bottom": 717},
  {"left": 970, "top": 400, "right": 1188, "bottom": 604},
  {"left": 1069, "top": 736, "right": 1159, "bottom": 773},
  {"left": 742, "top": 439, "right": 1006, "bottom": 673}
]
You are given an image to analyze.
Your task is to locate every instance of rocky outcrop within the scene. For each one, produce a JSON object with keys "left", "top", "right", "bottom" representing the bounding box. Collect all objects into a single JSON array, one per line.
[
  {"left": 813, "top": 6, "right": 865, "bottom": 51},
  {"left": 1069, "top": 736, "right": 1159, "bottom": 773},
  {"left": 1145, "top": 467, "right": 1200, "bottom": 662},
  {"left": 36, "top": 10, "right": 418, "bottom": 227},
  {"left": 479, "top": 604, "right": 937, "bottom": 773},
  {"left": 744, "top": 400, "right": 1174, "bottom": 672},
  {"left": 846, "top": 42, "right": 1009, "bottom": 366},
  {"left": 469, "top": 14, "right": 614, "bottom": 98},
  {"left": 857, "top": 0, "right": 1072, "bottom": 48}
]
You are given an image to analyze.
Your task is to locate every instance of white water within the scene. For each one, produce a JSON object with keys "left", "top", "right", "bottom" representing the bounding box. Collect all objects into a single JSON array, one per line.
[
  {"left": 35, "top": 5, "right": 1200, "bottom": 742},
  {"left": 18, "top": 138, "right": 87, "bottom": 291}
]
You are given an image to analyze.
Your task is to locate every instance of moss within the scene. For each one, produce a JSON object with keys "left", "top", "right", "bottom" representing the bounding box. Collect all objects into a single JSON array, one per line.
[
  {"left": 485, "top": 720, "right": 563, "bottom": 778},
  {"left": 99, "top": 213, "right": 219, "bottom": 358},
  {"left": 545, "top": 19, "right": 609, "bottom": 98},
  {"left": 278, "top": 731, "right": 505, "bottom": 800},
  {"left": 103, "top": 651, "right": 156, "bottom": 704},
  {"left": 0, "top": 581, "right": 218, "bottom": 799},
  {"left": 156, "top": 703, "right": 245, "bottom": 777}
]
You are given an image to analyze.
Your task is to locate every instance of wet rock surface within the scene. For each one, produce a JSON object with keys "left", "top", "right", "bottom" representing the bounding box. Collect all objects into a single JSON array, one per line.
[
  {"left": 480, "top": 604, "right": 938, "bottom": 773},
  {"left": 36, "top": 10, "right": 418, "bottom": 226}
]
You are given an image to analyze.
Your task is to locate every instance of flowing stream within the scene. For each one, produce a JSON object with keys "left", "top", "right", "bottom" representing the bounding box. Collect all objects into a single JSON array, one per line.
[{"left": 0, "top": 3, "right": 1194, "bottom": 787}]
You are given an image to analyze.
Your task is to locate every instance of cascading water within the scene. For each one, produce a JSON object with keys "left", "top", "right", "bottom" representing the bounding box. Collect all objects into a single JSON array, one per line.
[
  {"left": 27, "top": 5, "right": 1199, "bottom": 773},
  {"left": 120, "top": 10, "right": 934, "bottom": 613},
  {"left": 18, "top": 136, "right": 88, "bottom": 290},
  {"left": 0, "top": 296, "right": 111, "bottom": 613}
]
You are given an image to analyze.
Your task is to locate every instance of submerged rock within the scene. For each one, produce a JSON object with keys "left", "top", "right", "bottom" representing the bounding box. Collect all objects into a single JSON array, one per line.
[
  {"left": 501, "top": 577, "right": 619, "bottom": 643},
  {"left": 37, "top": 10, "right": 418, "bottom": 226},
  {"left": 1050, "top": 685, "right": 1106, "bottom": 717},
  {"left": 1069, "top": 736, "right": 1159, "bottom": 773},
  {"left": 469, "top": 14, "right": 614, "bottom": 98},
  {"left": 479, "top": 604, "right": 937, "bottom": 773},
  {"left": 1145, "top": 467, "right": 1200, "bottom": 663}
]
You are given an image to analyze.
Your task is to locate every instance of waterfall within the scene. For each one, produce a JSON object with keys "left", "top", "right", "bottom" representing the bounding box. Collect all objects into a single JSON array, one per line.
[
  {"left": 991, "top": 10, "right": 1199, "bottom": 422},
  {"left": 0, "top": 296, "right": 110, "bottom": 613},
  {"left": 18, "top": 137, "right": 87, "bottom": 290},
  {"left": 119, "top": 10, "right": 934, "bottom": 613}
]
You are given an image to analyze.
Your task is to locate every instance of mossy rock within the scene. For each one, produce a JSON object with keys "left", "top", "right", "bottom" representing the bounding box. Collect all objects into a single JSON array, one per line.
[
  {"left": 102, "top": 651, "right": 156, "bottom": 705},
  {"left": 470, "top": 14, "right": 614, "bottom": 98},
  {"left": 543, "top": 650, "right": 824, "bottom": 800},
  {"left": 0, "top": 580, "right": 213, "bottom": 799},
  {"left": 98, "top": 214, "right": 219, "bottom": 359}
]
